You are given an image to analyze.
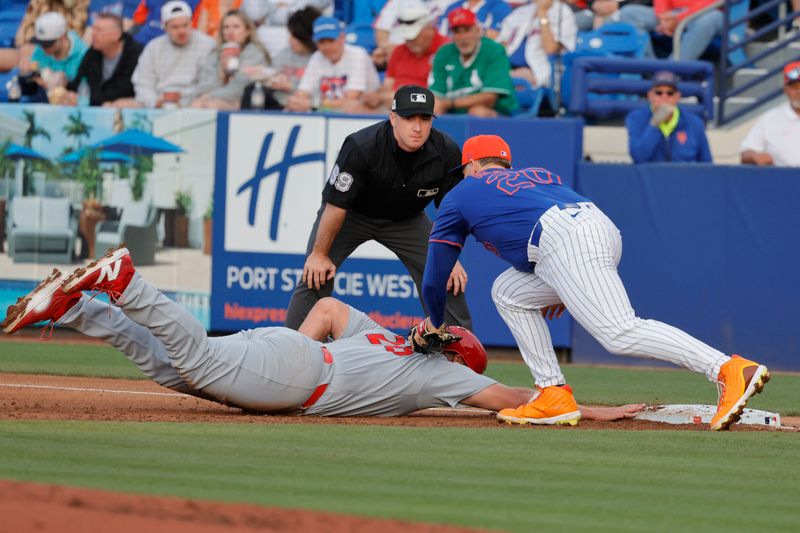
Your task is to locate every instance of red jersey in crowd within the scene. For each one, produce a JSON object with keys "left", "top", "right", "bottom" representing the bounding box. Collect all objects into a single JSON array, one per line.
[
  {"left": 386, "top": 32, "right": 449, "bottom": 90},
  {"left": 654, "top": 0, "right": 720, "bottom": 19}
]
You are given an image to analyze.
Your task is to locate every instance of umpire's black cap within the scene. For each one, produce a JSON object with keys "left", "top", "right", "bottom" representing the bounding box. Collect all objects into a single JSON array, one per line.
[{"left": 392, "top": 85, "right": 436, "bottom": 118}]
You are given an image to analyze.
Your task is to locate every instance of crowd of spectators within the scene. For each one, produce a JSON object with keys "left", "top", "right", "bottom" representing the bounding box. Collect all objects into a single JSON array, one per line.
[{"left": 0, "top": 0, "right": 797, "bottom": 166}]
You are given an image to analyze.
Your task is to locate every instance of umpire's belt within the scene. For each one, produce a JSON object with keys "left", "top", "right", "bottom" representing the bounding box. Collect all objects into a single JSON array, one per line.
[
  {"left": 529, "top": 202, "right": 586, "bottom": 247},
  {"left": 302, "top": 346, "right": 334, "bottom": 409}
]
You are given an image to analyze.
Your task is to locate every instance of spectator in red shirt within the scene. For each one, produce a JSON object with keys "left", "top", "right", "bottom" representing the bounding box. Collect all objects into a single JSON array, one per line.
[
  {"left": 369, "top": 2, "right": 449, "bottom": 110},
  {"left": 654, "top": 0, "right": 723, "bottom": 60}
]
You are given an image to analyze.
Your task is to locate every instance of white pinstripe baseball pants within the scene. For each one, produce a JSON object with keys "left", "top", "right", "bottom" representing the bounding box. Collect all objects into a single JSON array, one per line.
[{"left": 491, "top": 202, "right": 730, "bottom": 388}]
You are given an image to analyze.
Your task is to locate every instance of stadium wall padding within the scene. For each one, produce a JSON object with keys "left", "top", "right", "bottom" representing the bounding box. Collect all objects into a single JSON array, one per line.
[{"left": 572, "top": 162, "right": 800, "bottom": 371}]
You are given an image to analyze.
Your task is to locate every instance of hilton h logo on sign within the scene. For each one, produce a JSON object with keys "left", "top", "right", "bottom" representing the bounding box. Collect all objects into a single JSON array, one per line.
[
  {"left": 237, "top": 125, "right": 325, "bottom": 241},
  {"left": 224, "top": 115, "right": 327, "bottom": 254}
]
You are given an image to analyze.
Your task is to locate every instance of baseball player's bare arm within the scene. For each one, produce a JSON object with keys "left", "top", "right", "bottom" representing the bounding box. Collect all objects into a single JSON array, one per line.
[
  {"left": 462, "top": 383, "right": 531, "bottom": 410},
  {"left": 579, "top": 403, "right": 646, "bottom": 421},
  {"left": 740, "top": 149, "right": 774, "bottom": 166},
  {"left": 297, "top": 297, "right": 351, "bottom": 341},
  {"left": 303, "top": 203, "right": 347, "bottom": 290},
  {"left": 437, "top": 92, "right": 498, "bottom": 115},
  {"left": 463, "top": 384, "right": 644, "bottom": 420}
]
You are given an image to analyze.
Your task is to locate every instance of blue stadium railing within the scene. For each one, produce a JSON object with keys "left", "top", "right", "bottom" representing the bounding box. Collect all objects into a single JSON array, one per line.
[
  {"left": 717, "top": 0, "right": 800, "bottom": 125},
  {"left": 567, "top": 57, "right": 715, "bottom": 121}
]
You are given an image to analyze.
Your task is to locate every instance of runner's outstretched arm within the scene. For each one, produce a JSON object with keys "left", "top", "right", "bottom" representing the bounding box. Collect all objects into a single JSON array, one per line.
[{"left": 298, "top": 297, "right": 351, "bottom": 341}]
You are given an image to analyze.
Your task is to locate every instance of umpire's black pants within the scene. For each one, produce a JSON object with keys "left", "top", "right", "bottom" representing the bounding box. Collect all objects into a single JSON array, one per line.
[{"left": 285, "top": 205, "right": 473, "bottom": 330}]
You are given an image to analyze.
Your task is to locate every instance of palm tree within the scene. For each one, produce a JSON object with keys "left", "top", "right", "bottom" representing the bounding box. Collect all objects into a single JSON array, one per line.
[
  {"left": 74, "top": 148, "right": 102, "bottom": 200},
  {"left": 0, "top": 139, "right": 15, "bottom": 198},
  {"left": 21, "top": 112, "right": 52, "bottom": 195},
  {"left": 22, "top": 110, "right": 51, "bottom": 148},
  {"left": 63, "top": 110, "right": 93, "bottom": 150},
  {"left": 129, "top": 112, "right": 153, "bottom": 133},
  {"left": 0, "top": 139, "right": 14, "bottom": 179}
]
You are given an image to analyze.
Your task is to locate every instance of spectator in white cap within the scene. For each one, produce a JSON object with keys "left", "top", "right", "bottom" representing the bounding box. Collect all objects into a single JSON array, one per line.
[
  {"left": 26, "top": 11, "right": 90, "bottom": 85},
  {"left": 370, "top": 1, "right": 448, "bottom": 110},
  {"left": 285, "top": 16, "right": 380, "bottom": 114},
  {"left": 128, "top": 0, "right": 201, "bottom": 46},
  {"left": 122, "top": 0, "right": 215, "bottom": 107},
  {"left": 0, "top": 0, "right": 89, "bottom": 74},
  {"left": 372, "top": 0, "right": 447, "bottom": 69},
  {"left": 17, "top": 1, "right": 90, "bottom": 45}
]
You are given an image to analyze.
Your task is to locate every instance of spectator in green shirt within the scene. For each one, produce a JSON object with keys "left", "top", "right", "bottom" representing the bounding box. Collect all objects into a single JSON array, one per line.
[{"left": 429, "top": 8, "right": 517, "bottom": 117}]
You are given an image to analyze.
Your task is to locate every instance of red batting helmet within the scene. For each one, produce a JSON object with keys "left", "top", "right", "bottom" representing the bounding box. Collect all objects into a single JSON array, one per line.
[{"left": 444, "top": 326, "right": 488, "bottom": 374}]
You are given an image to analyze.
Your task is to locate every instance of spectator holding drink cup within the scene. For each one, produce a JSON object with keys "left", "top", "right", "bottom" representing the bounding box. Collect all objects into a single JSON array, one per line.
[
  {"left": 125, "top": 0, "right": 215, "bottom": 108},
  {"left": 192, "top": 9, "right": 271, "bottom": 109}
]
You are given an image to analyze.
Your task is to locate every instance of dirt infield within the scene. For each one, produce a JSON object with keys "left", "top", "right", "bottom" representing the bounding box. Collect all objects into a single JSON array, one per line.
[
  {"left": 2, "top": 373, "right": 795, "bottom": 430},
  {"left": 0, "top": 479, "right": 491, "bottom": 533}
]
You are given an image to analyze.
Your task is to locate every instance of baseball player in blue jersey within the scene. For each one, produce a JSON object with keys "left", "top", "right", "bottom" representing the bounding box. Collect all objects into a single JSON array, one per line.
[
  {"left": 417, "top": 134, "right": 770, "bottom": 431},
  {"left": 1, "top": 246, "right": 643, "bottom": 421}
]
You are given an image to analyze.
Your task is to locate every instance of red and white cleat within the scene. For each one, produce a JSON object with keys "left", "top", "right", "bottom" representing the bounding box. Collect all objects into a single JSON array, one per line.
[
  {"left": 61, "top": 245, "right": 135, "bottom": 301},
  {"left": 1, "top": 269, "right": 81, "bottom": 335}
]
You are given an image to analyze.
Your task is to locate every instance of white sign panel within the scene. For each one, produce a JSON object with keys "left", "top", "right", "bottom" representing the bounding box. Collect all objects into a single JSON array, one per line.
[
  {"left": 225, "top": 113, "right": 400, "bottom": 259},
  {"left": 225, "top": 114, "right": 326, "bottom": 253}
]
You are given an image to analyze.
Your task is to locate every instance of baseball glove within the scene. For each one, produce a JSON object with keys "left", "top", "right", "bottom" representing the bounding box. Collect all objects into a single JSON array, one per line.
[{"left": 409, "top": 317, "right": 462, "bottom": 354}]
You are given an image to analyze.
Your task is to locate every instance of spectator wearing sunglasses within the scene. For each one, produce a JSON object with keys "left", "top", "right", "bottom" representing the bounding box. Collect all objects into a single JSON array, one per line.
[
  {"left": 739, "top": 61, "right": 800, "bottom": 168},
  {"left": 625, "top": 70, "right": 712, "bottom": 163}
]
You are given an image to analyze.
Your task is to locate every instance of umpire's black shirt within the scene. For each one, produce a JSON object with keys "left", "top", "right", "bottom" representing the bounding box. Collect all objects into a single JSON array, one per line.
[{"left": 322, "top": 120, "right": 463, "bottom": 221}]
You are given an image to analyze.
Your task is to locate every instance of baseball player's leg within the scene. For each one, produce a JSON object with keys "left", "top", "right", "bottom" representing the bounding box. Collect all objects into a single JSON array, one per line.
[
  {"left": 285, "top": 207, "right": 374, "bottom": 329},
  {"left": 536, "top": 211, "right": 728, "bottom": 381},
  {"left": 491, "top": 267, "right": 565, "bottom": 387},
  {"left": 58, "top": 295, "right": 211, "bottom": 398},
  {"left": 379, "top": 212, "right": 473, "bottom": 329},
  {"left": 118, "top": 272, "right": 324, "bottom": 411}
]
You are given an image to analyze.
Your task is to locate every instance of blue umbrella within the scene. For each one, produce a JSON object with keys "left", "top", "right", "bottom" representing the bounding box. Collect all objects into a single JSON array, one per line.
[
  {"left": 5, "top": 143, "right": 49, "bottom": 161},
  {"left": 61, "top": 149, "right": 134, "bottom": 164},
  {"left": 3, "top": 143, "right": 49, "bottom": 198},
  {"left": 90, "top": 128, "right": 185, "bottom": 155}
]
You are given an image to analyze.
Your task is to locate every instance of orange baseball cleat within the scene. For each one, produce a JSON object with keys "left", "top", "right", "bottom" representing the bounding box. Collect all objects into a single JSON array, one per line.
[
  {"left": 710, "top": 355, "right": 770, "bottom": 431},
  {"left": 497, "top": 384, "right": 582, "bottom": 426}
]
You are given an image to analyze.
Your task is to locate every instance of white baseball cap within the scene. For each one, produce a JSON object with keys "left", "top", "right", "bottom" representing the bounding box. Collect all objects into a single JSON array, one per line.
[
  {"left": 31, "top": 12, "right": 67, "bottom": 47},
  {"left": 392, "top": 1, "right": 434, "bottom": 41},
  {"left": 161, "top": 0, "right": 193, "bottom": 28}
]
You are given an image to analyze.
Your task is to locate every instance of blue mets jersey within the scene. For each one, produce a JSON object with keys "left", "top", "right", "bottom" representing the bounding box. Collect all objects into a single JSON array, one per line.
[
  {"left": 423, "top": 166, "right": 588, "bottom": 326},
  {"left": 431, "top": 167, "right": 588, "bottom": 271}
]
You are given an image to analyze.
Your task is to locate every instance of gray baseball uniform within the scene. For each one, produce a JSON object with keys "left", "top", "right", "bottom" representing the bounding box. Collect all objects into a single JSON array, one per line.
[{"left": 60, "top": 273, "right": 495, "bottom": 416}]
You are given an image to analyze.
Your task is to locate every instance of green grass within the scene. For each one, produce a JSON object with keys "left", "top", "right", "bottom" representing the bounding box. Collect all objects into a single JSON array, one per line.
[
  {"left": 0, "top": 340, "right": 145, "bottom": 379},
  {"left": 1, "top": 340, "right": 799, "bottom": 531},
  {"left": 0, "top": 420, "right": 798, "bottom": 532}
]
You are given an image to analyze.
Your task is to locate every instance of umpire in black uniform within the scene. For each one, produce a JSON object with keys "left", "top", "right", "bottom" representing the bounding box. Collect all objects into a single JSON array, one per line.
[{"left": 285, "top": 85, "right": 472, "bottom": 330}]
